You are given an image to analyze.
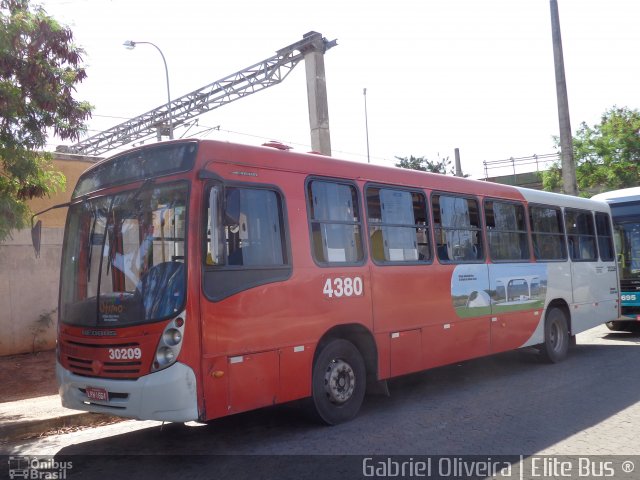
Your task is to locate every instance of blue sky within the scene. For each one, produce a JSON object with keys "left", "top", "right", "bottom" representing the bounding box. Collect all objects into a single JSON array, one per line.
[{"left": 41, "top": 0, "right": 640, "bottom": 178}]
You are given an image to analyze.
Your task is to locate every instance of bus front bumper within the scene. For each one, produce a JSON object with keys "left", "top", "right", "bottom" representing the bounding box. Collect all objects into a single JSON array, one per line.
[{"left": 56, "top": 361, "right": 199, "bottom": 422}]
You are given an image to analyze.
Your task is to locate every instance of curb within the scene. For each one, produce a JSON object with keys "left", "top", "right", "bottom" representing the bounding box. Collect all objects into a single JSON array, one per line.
[{"left": 0, "top": 412, "right": 122, "bottom": 443}]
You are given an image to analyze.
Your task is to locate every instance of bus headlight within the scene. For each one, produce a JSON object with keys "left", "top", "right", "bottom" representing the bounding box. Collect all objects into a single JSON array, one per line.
[
  {"left": 156, "top": 347, "right": 175, "bottom": 366},
  {"left": 163, "top": 328, "right": 182, "bottom": 346},
  {"left": 152, "top": 315, "right": 185, "bottom": 372}
]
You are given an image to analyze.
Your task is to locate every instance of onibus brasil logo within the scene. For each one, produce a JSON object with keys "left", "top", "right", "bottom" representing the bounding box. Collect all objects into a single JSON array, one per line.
[{"left": 8, "top": 457, "right": 73, "bottom": 479}]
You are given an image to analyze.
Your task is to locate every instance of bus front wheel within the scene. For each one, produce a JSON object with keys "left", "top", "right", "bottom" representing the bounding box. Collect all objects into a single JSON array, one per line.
[
  {"left": 539, "top": 307, "right": 570, "bottom": 363},
  {"left": 311, "top": 339, "right": 366, "bottom": 425}
]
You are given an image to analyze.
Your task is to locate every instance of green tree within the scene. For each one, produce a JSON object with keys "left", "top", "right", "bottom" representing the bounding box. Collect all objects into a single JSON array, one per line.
[
  {"left": 543, "top": 106, "right": 640, "bottom": 194},
  {"left": 0, "top": 0, "right": 91, "bottom": 241},
  {"left": 395, "top": 155, "right": 454, "bottom": 174}
]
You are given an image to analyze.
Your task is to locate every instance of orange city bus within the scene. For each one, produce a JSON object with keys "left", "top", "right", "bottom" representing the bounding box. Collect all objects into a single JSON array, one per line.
[{"left": 51, "top": 139, "right": 619, "bottom": 425}]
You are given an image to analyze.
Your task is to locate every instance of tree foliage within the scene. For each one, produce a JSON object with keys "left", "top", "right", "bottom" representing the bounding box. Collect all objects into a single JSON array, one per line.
[
  {"left": 395, "top": 155, "right": 454, "bottom": 174},
  {"left": 543, "top": 106, "right": 640, "bottom": 194},
  {"left": 0, "top": 0, "right": 91, "bottom": 241}
]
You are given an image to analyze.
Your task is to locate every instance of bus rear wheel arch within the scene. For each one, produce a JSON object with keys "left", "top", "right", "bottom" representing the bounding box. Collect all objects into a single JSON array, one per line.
[
  {"left": 539, "top": 306, "right": 570, "bottom": 363},
  {"left": 311, "top": 338, "right": 366, "bottom": 425}
]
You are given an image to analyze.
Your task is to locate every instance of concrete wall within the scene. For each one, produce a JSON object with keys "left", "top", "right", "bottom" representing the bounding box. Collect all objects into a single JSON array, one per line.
[
  {"left": 0, "top": 153, "right": 99, "bottom": 356},
  {"left": 0, "top": 227, "right": 63, "bottom": 355}
]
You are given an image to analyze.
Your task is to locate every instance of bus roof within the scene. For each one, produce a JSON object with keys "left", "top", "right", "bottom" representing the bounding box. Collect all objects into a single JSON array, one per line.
[
  {"left": 198, "top": 140, "right": 611, "bottom": 212},
  {"left": 77, "top": 139, "right": 612, "bottom": 213},
  {"left": 515, "top": 186, "right": 611, "bottom": 213},
  {"left": 591, "top": 187, "right": 640, "bottom": 204},
  {"left": 197, "top": 139, "right": 527, "bottom": 200}
]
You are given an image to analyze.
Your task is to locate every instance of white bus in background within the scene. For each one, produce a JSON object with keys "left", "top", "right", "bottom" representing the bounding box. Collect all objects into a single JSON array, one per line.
[{"left": 593, "top": 187, "right": 640, "bottom": 331}]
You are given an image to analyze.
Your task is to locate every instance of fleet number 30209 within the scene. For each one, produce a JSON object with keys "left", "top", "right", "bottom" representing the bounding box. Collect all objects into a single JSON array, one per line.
[{"left": 108, "top": 347, "right": 142, "bottom": 360}]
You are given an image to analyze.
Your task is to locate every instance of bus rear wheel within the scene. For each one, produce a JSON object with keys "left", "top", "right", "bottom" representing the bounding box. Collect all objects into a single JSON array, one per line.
[
  {"left": 606, "top": 321, "right": 624, "bottom": 331},
  {"left": 539, "top": 307, "right": 570, "bottom": 363},
  {"left": 606, "top": 320, "right": 640, "bottom": 332},
  {"left": 311, "top": 339, "right": 366, "bottom": 425}
]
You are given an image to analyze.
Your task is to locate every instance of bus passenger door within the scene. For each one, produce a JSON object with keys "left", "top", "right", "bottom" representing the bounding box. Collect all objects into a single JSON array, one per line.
[
  {"left": 567, "top": 210, "right": 619, "bottom": 333},
  {"left": 570, "top": 260, "right": 618, "bottom": 332}
]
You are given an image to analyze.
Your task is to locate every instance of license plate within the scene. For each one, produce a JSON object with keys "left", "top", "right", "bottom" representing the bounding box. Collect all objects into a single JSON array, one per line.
[{"left": 85, "top": 386, "right": 109, "bottom": 402}]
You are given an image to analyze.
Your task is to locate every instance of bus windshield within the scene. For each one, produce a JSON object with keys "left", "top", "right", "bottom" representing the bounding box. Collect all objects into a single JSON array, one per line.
[
  {"left": 606, "top": 200, "right": 640, "bottom": 284},
  {"left": 60, "top": 182, "right": 188, "bottom": 327},
  {"left": 614, "top": 220, "right": 640, "bottom": 282}
]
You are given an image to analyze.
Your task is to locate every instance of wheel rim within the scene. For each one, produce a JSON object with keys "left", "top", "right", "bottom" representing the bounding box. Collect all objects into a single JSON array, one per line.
[
  {"left": 324, "top": 359, "right": 355, "bottom": 404},
  {"left": 550, "top": 320, "right": 563, "bottom": 352}
]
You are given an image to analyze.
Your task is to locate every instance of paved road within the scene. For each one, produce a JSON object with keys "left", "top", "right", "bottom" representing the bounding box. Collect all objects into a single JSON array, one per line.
[{"left": 4, "top": 324, "right": 640, "bottom": 479}]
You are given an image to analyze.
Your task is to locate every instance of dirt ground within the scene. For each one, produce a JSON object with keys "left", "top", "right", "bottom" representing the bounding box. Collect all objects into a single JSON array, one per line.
[{"left": 0, "top": 349, "right": 58, "bottom": 403}]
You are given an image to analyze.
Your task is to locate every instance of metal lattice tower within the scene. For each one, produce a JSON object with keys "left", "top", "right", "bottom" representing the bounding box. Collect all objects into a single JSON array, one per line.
[{"left": 68, "top": 32, "right": 336, "bottom": 156}]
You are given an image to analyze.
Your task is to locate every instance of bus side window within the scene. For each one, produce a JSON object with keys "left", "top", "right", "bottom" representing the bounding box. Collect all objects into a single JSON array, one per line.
[
  {"left": 565, "top": 209, "right": 597, "bottom": 262},
  {"left": 203, "top": 183, "right": 291, "bottom": 301},
  {"left": 432, "top": 193, "right": 483, "bottom": 263},
  {"left": 485, "top": 199, "right": 529, "bottom": 261},
  {"left": 307, "top": 179, "right": 364, "bottom": 265},
  {"left": 366, "top": 186, "right": 431, "bottom": 263},
  {"left": 529, "top": 205, "right": 567, "bottom": 261},
  {"left": 206, "top": 185, "right": 288, "bottom": 267}
]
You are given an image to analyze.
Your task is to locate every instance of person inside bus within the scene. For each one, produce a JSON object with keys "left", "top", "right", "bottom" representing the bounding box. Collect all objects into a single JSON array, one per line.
[{"left": 415, "top": 219, "right": 429, "bottom": 261}]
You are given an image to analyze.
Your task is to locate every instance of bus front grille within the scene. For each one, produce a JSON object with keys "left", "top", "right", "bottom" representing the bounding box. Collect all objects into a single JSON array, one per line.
[{"left": 63, "top": 342, "right": 145, "bottom": 378}]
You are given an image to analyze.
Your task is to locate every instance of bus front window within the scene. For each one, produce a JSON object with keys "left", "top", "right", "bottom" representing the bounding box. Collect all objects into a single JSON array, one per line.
[
  {"left": 615, "top": 222, "right": 640, "bottom": 281},
  {"left": 60, "top": 182, "right": 188, "bottom": 327}
]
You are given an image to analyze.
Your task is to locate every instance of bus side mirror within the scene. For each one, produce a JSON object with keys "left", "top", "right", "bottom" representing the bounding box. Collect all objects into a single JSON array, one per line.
[
  {"left": 29, "top": 200, "right": 73, "bottom": 258},
  {"left": 31, "top": 219, "right": 42, "bottom": 258}
]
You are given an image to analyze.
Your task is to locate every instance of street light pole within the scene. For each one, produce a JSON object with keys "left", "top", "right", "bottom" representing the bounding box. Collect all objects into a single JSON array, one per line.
[{"left": 123, "top": 40, "right": 173, "bottom": 140}]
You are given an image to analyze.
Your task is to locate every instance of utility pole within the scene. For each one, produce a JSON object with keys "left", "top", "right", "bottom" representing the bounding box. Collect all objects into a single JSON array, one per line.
[
  {"left": 550, "top": 0, "right": 578, "bottom": 195},
  {"left": 454, "top": 148, "right": 463, "bottom": 177},
  {"left": 363, "top": 88, "right": 370, "bottom": 163},
  {"left": 301, "top": 32, "right": 333, "bottom": 156}
]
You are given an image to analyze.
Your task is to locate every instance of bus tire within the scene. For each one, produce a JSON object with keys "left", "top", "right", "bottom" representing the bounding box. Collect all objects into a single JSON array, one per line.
[
  {"left": 606, "top": 321, "right": 639, "bottom": 332},
  {"left": 606, "top": 321, "right": 622, "bottom": 331},
  {"left": 311, "top": 339, "right": 366, "bottom": 425},
  {"left": 539, "top": 307, "right": 570, "bottom": 363}
]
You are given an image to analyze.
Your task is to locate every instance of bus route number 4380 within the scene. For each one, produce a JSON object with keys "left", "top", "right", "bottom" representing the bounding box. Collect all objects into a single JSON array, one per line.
[{"left": 322, "top": 276, "right": 364, "bottom": 299}]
